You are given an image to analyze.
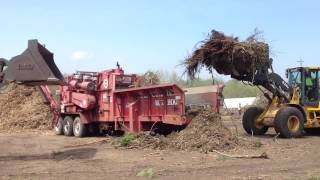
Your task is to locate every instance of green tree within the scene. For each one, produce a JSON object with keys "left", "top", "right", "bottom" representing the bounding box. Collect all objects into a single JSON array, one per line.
[
  {"left": 223, "top": 80, "right": 259, "bottom": 98},
  {"left": 139, "top": 70, "right": 259, "bottom": 98}
]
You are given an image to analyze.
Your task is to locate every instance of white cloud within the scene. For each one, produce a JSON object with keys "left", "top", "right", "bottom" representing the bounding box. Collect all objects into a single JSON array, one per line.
[{"left": 71, "top": 51, "right": 94, "bottom": 60}]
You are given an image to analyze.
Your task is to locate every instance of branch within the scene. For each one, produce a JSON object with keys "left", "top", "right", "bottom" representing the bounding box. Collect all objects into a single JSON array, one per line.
[{"left": 212, "top": 150, "right": 269, "bottom": 159}]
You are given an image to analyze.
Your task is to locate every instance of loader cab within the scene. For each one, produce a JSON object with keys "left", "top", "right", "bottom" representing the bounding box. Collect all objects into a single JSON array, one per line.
[{"left": 287, "top": 67, "right": 320, "bottom": 106}]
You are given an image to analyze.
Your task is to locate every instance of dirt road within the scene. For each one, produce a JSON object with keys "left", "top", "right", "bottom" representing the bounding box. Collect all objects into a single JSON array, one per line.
[{"left": 1, "top": 118, "right": 320, "bottom": 180}]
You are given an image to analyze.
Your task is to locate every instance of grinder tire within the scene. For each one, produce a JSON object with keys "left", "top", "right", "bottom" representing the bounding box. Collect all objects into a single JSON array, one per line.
[
  {"left": 242, "top": 106, "right": 269, "bottom": 135},
  {"left": 63, "top": 116, "right": 74, "bottom": 136},
  {"left": 73, "top": 117, "right": 87, "bottom": 137},
  {"left": 54, "top": 117, "right": 63, "bottom": 135}
]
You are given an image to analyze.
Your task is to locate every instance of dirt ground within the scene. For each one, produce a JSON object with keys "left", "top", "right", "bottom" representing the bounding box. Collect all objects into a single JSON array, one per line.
[{"left": 1, "top": 116, "right": 320, "bottom": 180}]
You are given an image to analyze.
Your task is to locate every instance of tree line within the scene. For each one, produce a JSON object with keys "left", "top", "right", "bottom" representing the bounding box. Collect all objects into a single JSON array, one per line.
[{"left": 141, "top": 70, "right": 259, "bottom": 98}]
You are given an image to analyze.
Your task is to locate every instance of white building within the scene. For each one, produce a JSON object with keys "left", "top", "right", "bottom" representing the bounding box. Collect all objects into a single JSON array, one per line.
[{"left": 223, "top": 97, "right": 256, "bottom": 109}]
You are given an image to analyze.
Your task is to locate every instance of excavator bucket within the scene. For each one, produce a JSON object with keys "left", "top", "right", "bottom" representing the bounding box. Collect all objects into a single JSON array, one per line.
[{"left": 1, "top": 40, "right": 64, "bottom": 85}]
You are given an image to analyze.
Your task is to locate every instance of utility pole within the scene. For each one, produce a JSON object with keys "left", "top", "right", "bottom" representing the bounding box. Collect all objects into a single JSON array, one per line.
[
  {"left": 297, "top": 58, "right": 304, "bottom": 67},
  {"left": 211, "top": 67, "right": 215, "bottom": 85}
]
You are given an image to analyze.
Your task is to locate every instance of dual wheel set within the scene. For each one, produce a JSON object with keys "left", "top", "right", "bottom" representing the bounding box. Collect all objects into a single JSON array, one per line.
[
  {"left": 243, "top": 106, "right": 305, "bottom": 138},
  {"left": 54, "top": 116, "right": 87, "bottom": 137}
]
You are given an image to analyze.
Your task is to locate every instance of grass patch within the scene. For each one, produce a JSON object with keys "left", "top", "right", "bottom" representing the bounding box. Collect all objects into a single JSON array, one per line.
[
  {"left": 137, "top": 168, "right": 157, "bottom": 179},
  {"left": 112, "top": 133, "right": 138, "bottom": 147},
  {"left": 309, "top": 176, "right": 320, "bottom": 180},
  {"left": 254, "top": 139, "right": 262, "bottom": 148},
  {"left": 217, "top": 155, "right": 230, "bottom": 161}
]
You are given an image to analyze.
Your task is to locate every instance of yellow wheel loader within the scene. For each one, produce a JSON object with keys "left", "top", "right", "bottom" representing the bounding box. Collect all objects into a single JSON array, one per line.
[
  {"left": 242, "top": 66, "right": 320, "bottom": 138},
  {"left": 182, "top": 29, "right": 320, "bottom": 138}
]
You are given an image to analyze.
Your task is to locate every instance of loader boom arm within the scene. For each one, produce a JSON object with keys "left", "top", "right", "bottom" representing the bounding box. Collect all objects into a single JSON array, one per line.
[
  {"left": 39, "top": 86, "right": 61, "bottom": 126},
  {"left": 231, "top": 59, "right": 290, "bottom": 102}
]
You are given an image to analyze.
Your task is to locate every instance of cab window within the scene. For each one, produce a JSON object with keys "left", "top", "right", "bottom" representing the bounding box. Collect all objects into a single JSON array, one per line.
[
  {"left": 304, "top": 70, "right": 318, "bottom": 102},
  {"left": 288, "top": 69, "right": 301, "bottom": 87}
]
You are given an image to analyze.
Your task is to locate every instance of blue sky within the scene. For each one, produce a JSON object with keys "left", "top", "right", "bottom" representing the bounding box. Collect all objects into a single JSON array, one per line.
[{"left": 0, "top": 0, "right": 319, "bottom": 79}]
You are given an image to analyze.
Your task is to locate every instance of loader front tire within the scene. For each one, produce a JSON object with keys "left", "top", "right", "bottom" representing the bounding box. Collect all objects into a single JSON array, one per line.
[
  {"left": 73, "top": 117, "right": 87, "bottom": 137},
  {"left": 242, "top": 106, "right": 268, "bottom": 135},
  {"left": 54, "top": 117, "right": 63, "bottom": 135},
  {"left": 274, "top": 107, "right": 304, "bottom": 138},
  {"left": 63, "top": 116, "right": 74, "bottom": 136}
]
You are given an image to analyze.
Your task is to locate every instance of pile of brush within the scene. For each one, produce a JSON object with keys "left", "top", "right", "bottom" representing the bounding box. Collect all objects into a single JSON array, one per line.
[
  {"left": 134, "top": 71, "right": 160, "bottom": 87},
  {"left": 119, "top": 110, "right": 241, "bottom": 152},
  {"left": 184, "top": 30, "right": 270, "bottom": 80}
]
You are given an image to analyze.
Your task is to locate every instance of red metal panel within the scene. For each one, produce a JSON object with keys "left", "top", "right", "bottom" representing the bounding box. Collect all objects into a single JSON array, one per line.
[
  {"left": 70, "top": 92, "right": 96, "bottom": 110},
  {"left": 184, "top": 85, "right": 224, "bottom": 113},
  {"left": 113, "top": 84, "right": 188, "bottom": 132}
]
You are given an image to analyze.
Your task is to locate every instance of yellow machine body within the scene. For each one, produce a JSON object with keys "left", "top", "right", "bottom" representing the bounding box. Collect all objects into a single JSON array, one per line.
[{"left": 256, "top": 67, "right": 320, "bottom": 130}]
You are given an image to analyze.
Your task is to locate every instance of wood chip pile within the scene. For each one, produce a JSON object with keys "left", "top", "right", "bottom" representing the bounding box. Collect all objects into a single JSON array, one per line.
[{"left": 0, "top": 83, "right": 52, "bottom": 132}]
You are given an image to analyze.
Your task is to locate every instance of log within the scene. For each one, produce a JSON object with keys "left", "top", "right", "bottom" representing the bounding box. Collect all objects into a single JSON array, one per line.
[{"left": 211, "top": 150, "right": 269, "bottom": 159}]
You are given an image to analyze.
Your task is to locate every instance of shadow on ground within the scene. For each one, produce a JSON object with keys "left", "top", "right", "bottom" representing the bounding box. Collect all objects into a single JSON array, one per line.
[{"left": 0, "top": 147, "right": 97, "bottom": 161}]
